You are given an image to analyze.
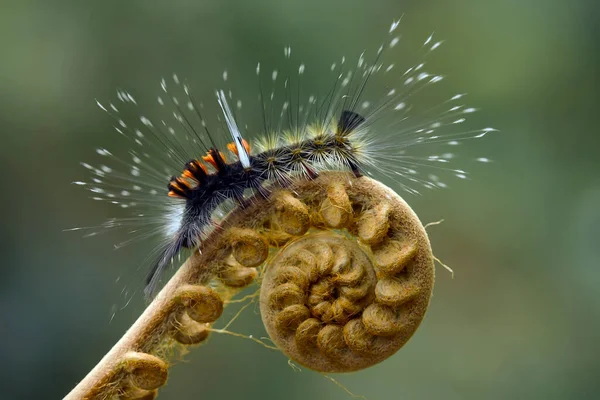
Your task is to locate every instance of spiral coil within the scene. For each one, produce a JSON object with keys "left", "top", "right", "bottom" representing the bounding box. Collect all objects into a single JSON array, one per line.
[{"left": 66, "top": 172, "right": 434, "bottom": 399}]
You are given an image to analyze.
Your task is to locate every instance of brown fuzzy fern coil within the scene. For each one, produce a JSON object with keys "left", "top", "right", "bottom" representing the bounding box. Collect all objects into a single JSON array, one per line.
[{"left": 65, "top": 172, "right": 434, "bottom": 399}]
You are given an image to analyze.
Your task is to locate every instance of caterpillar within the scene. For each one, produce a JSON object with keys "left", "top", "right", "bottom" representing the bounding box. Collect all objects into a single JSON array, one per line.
[{"left": 72, "top": 19, "right": 496, "bottom": 300}]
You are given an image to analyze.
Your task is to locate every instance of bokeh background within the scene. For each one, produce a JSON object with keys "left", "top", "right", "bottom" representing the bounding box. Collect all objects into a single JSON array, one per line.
[{"left": 1, "top": 0, "right": 599, "bottom": 399}]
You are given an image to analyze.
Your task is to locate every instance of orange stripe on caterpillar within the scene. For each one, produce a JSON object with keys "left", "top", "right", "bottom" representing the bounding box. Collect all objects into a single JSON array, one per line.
[
  {"left": 227, "top": 139, "right": 251, "bottom": 158},
  {"left": 168, "top": 176, "right": 193, "bottom": 198},
  {"left": 183, "top": 160, "right": 208, "bottom": 182},
  {"left": 202, "top": 149, "right": 227, "bottom": 170}
]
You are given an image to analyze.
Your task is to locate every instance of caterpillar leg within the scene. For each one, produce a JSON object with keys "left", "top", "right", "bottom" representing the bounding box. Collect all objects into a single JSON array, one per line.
[
  {"left": 302, "top": 163, "right": 319, "bottom": 180},
  {"left": 350, "top": 163, "right": 363, "bottom": 178}
]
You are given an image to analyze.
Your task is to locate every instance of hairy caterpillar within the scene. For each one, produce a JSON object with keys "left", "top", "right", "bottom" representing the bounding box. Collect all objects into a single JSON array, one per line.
[{"left": 71, "top": 18, "right": 495, "bottom": 300}]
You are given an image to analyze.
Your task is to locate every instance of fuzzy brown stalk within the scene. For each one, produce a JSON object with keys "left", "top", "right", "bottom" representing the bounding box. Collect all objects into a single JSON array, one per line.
[{"left": 65, "top": 172, "right": 434, "bottom": 399}]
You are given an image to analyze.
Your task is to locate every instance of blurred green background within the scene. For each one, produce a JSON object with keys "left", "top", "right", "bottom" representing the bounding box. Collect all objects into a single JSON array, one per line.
[{"left": 1, "top": 0, "right": 599, "bottom": 399}]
